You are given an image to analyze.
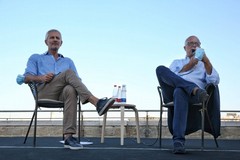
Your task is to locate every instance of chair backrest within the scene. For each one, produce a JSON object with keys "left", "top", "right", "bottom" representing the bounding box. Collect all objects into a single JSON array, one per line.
[
  {"left": 157, "top": 86, "right": 175, "bottom": 108},
  {"left": 28, "top": 82, "right": 38, "bottom": 101},
  {"left": 157, "top": 86, "right": 165, "bottom": 107}
]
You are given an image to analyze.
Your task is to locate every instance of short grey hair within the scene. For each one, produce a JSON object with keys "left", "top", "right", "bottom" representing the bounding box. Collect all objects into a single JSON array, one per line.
[
  {"left": 45, "top": 29, "right": 61, "bottom": 40},
  {"left": 184, "top": 35, "right": 201, "bottom": 46}
]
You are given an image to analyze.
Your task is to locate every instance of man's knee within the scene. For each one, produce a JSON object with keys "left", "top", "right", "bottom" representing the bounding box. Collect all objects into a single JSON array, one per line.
[
  {"left": 63, "top": 85, "right": 77, "bottom": 98},
  {"left": 64, "top": 69, "right": 75, "bottom": 76},
  {"left": 156, "top": 65, "right": 167, "bottom": 75}
]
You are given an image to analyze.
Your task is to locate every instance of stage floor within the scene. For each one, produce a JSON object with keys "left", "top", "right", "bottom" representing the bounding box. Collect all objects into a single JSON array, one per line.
[{"left": 0, "top": 137, "right": 239, "bottom": 160}]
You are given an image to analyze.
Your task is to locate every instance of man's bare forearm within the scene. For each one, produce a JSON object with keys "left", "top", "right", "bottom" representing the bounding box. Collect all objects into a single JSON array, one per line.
[{"left": 24, "top": 75, "right": 44, "bottom": 83}]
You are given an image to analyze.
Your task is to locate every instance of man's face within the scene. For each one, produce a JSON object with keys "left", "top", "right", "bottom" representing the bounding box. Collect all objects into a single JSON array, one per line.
[
  {"left": 184, "top": 36, "right": 201, "bottom": 58},
  {"left": 45, "top": 31, "right": 62, "bottom": 51}
]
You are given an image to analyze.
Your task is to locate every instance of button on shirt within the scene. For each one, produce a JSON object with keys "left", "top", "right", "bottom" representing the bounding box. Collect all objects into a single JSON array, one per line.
[
  {"left": 24, "top": 52, "right": 80, "bottom": 79},
  {"left": 169, "top": 57, "right": 220, "bottom": 89}
]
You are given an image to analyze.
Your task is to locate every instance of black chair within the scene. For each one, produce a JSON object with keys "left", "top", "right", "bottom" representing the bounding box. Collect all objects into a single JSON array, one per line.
[
  {"left": 157, "top": 83, "right": 219, "bottom": 150},
  {"left": 24, "top": 82, "right": 81, "bottom": 146}
]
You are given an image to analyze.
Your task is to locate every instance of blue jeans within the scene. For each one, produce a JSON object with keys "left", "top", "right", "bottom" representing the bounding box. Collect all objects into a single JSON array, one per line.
[{"left": 156, "top": 65, "right": 200, "bottom": 144}]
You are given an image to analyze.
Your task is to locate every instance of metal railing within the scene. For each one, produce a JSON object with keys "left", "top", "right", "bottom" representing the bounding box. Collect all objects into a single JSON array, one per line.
[{"left": 0, "top": 109, "right": 239, "bottom": 122}]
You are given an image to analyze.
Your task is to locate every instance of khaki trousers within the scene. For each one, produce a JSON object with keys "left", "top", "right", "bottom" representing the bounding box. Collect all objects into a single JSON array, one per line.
[{"left": 37, "top": 69, "right": 93, "bottom": 134}]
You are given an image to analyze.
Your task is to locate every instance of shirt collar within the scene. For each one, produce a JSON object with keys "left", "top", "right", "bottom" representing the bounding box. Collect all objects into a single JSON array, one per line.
[{"left": 44, "top": 51, "right": 64, "bottom": 58}]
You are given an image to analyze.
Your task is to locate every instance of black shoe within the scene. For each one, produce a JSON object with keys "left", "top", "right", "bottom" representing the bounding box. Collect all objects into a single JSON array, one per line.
[
  {"left": 196, "top": 89, "right": 209, "bottom": 103},
  {"left": 96, "top": 97, "right": 115, "bottom": 116},
  {"left": 173, "top": 141, "right": 186, "bottom": 154},
  {"left": 64, "top": 136, "right": 83, "bottom": 150}
]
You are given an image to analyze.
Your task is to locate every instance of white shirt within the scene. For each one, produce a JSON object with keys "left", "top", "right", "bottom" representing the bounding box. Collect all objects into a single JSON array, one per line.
[{"left": 169, "top": 57, "right": 220, "bottom": 89}]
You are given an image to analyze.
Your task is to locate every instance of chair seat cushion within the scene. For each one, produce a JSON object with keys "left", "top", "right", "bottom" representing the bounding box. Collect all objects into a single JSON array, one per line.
[{"left": 38, "top": 99, "right": 64, "bottom": 108}]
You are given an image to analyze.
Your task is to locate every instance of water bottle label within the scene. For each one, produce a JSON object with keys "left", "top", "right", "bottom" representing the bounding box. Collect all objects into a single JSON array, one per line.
[
  {"left": 116, "top": 98, "right": 122, "bottom": 102},
  {"left": 121, "top": 98, "right": 126, "bottom": 103}
]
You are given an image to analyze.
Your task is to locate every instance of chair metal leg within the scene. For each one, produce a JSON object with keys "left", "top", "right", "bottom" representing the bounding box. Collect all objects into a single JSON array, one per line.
[
  {"left": 159, "top": 106, "right": 163, "bottom": 148},
  {"left": 33, "top": 107, "right": 38, "bottom": 147},
  {"left": 23, "top": 111, "right": 35, "bottom": 144},
  {"left": 201, "top": 103, "right": 205, "bottom": 151},
  {"left": 205, "top": 108, "right": 219, "bottom": 148},
  {"left": 78, "top": 104, "right": 81, "bottom": 143},
  {"left": 80, "top": 112, "right": 84, "bottom": 137},
  {"left": 214, "top": 137, "right": 219, "bottom": 148}
]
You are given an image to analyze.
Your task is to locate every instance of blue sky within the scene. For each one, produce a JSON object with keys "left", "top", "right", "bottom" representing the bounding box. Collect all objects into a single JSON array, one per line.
[{"left": 0, "top": 0, "right": 239, "bottom": 112}]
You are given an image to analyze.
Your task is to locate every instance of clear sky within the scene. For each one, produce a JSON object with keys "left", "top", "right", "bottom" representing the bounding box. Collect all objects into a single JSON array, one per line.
[{"left": 0, "top": 0, "right": 239, "bottom": 112}]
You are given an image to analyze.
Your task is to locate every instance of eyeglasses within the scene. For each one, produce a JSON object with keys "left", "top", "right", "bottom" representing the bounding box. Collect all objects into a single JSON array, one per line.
[{"left": 186, "top": 41, "right": 201, "bottom": 47}]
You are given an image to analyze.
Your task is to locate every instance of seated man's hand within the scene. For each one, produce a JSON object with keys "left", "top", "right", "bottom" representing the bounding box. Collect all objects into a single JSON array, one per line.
[
  {"left": 189, "top": 57, "right": 198, "bottom": 68},
  {"left": 41, "top": 73, "right": 54, "bottom": 83}
]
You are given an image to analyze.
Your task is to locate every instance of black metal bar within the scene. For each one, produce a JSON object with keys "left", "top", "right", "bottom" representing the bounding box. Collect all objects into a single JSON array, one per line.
[{"left": 23, "top": 111, "right": 35, "bottom": 144}]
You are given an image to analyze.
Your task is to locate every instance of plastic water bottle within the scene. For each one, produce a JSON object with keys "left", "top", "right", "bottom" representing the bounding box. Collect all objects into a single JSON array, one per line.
[
  {"left": 121, "top": 84, "right": 127, "bottom": 103},
  {"left": 116, "top": 86, "right": 122, "bottom": 102},
  {"left": 112, "top": 84, "right": 118, "bottom": 100},
  {"left": 194, "top": 47, "right": 205, "bottom": 61}
]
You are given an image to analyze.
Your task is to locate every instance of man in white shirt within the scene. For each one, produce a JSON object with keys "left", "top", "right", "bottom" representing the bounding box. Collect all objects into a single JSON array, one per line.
[{"left": 156, "top": 35, "right": 220, "bottom": 154}]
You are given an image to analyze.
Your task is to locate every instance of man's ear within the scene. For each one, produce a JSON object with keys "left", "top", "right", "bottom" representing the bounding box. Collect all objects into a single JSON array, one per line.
[
  {"left": 45, "top": 40, "right": 48, "bottom": 45},
  {"left": 183, "top": 46, "right": 186, "bottom": 51},
  {"left": 60, "top": 40, "right": 63, "bottom": 46}
]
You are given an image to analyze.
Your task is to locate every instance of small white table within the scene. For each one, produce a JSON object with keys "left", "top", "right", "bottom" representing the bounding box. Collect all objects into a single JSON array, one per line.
[{"left": 101, "top": 103, "right": 141, "bottom": 145}]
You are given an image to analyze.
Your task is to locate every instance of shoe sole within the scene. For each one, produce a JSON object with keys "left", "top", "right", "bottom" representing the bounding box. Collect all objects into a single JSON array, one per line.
[
  {"left": 98, "top": 98, "right": 115, "bottom": 116},
  {"left": 173, "top": 149, "right": 186, "bottom": 154},
  {"left": 64, "top": 144, "right": 83, "bottom": 150}
]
